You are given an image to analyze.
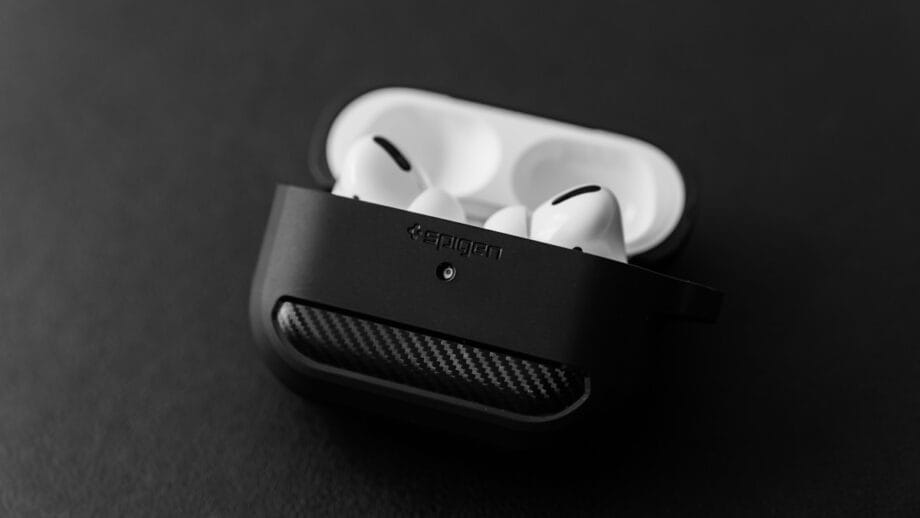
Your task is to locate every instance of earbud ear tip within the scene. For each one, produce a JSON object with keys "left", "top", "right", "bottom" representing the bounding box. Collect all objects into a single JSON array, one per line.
[
  {"left": 483, "top": 205, "right": 529, "bottom": 238},
  {"left": 331, "top": 182, "right": 350, "bottom": 197},
  {"left": 407, "top": 188, "right": 467, "bottom": 223}
]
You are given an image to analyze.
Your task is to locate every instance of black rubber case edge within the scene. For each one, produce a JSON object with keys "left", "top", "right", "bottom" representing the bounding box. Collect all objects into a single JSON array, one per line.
[{"left": 250, "top": 186, "right": 722, "bottom": 445}]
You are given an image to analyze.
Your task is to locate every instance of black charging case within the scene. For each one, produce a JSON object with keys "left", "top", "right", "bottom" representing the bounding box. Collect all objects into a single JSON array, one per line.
[{"left": 250, "top": 88, "right": 722, "bottom": 444}]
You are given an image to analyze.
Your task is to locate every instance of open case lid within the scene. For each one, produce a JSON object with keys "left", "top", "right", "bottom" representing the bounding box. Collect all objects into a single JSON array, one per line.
[{"left": 309, "top": 87, "right": 696, "bottom": 262}]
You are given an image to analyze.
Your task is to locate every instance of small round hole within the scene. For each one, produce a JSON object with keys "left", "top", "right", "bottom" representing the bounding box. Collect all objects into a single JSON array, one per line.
[
  {"left": 573, "top": 247, "right": 583, "bottom": 252},
  {"left": 436, "top": 262, "right": 456, "bottom": 282}
]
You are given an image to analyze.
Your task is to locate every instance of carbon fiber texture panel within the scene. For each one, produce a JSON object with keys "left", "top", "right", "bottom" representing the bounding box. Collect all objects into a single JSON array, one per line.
[{"left": 275, "top": 300, "right": 587, "bottom": 416}]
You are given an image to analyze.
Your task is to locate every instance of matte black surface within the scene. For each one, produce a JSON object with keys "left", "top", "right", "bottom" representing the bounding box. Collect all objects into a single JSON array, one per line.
[
  {"left": 252, "top": 186, "right": 719, "bottom": 369},
  {"left": 2, "top": 1, "right": 920, "bottom": 516}
]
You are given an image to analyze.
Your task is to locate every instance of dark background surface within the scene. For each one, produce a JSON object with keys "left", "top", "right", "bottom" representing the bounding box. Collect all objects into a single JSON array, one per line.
[{"left": 2, "top": 1, "right": 919, "bottom": 515}]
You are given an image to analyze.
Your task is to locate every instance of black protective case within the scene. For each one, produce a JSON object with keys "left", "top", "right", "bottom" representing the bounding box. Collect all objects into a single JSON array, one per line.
[{"left": 250, "top": 185, "right": 722, "bottom": 444}]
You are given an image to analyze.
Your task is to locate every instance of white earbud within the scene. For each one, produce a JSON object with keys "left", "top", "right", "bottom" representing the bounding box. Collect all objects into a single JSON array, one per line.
[
  {"left": 332, "top": 135, "right": 427, "bottom": 208},
  {"left": 483, "top": 205, "right": 529, "bottom": 238},
  {"left": 407, "top": 187, "right": 467, "bottom": 223},
  {"left": 530, "top": 184, "right": 627, "bottom": 262},
  {"left": 334, "top": 134, "right": 469, "bottom": 222}
]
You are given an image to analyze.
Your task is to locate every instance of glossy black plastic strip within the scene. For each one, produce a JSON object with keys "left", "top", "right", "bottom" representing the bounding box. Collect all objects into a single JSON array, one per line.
[
  {"left": 372, "top": 136, "right": 412, "bottom": 171},
  {"left": 552, "top": 184, "right": 601, "bottom": 205}
]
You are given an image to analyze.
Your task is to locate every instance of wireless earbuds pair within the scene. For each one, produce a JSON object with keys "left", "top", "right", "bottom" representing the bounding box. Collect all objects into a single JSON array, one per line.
[{"left": 332, "top": 134, "right": 627, "bottom": 263}]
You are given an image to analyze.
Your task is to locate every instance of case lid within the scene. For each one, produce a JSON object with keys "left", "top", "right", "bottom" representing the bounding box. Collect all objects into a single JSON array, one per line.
[{"left": 321, "top": 87, "right": 689, "bottom": 259}]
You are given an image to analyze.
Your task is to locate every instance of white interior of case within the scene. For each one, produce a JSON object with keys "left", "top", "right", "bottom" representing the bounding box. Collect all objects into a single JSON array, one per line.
[{"left": 326, "top": 87, "right": 685, "bottom": 257}]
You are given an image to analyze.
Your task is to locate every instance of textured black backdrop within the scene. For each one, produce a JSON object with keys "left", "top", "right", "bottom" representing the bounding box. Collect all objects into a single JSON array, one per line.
[{"left": 2, "top": 1, "right": 919, "bottom": 516}]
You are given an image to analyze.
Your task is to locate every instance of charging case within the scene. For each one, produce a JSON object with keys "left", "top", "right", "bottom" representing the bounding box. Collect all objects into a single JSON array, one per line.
[{"left": 251, "top": 88, "right": 722, "bottom": 444}]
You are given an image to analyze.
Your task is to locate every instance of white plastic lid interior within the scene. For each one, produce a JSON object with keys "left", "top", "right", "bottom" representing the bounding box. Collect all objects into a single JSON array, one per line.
[{"left": 326, "top": 88, "right": 685, "bottom": 257}]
